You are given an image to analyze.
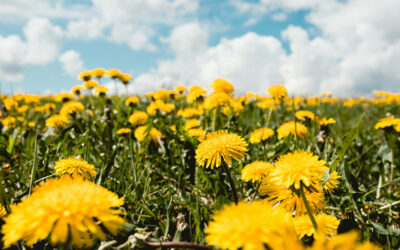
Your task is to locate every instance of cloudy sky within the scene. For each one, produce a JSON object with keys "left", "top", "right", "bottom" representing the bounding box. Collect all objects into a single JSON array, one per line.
[{"left": 0, "top": 0, "right": 399, "bottom": 96}]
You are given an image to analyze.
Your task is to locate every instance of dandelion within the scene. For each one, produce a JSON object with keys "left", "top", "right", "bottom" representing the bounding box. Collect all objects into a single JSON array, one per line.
[
  {"left": 277, "top": 121, "right": 308, "bottom": 139},
  {"left": 187, "top": 86, "right": 207, "bottom": 103},
  {"left": 293, "top": 213, "right": 340, "bottom": 239},
  {"left": 268, "top": 84, "right": 287, "bottom": 99},
  {"left": 94, "top": 86, "right": 109, "bottom": 95},
  {"left": 195, "top": 130, "right": 248, "bottom": 169},
  {"left": 54, "top": 157, "right": 96, "bottom": 179},
  {"left": 374, "top": 116, "right": 400, "bottom": 130},
  {"left": 210, "top": 78, "right": 234, "bottom": 95},
  {"left": 45, "top": 115, "right": 69, "bottom": 128},
  {"left": 79, "top": 71, "right": 92, "bottom": 81},
  {"left": 323, "top": 170, "right": 341, "bottom": 193},
  {"left": 1, "top": 175, "right": 124, "bottom": 248},
  {"left": 187, "top": 128, "right": 206, "bottom": 141},
  {"left": 241, "top": 161, "right": 273, "bottom": 183},
  {"left": 60, "top": 101, "right": 84, "bottom": 117},
  {"left": 203, "top": 92, "right": 232, "bottom": 110},
  {"left": 205, "top": 200, "right": 298, "bottom": 250},
  {"left": 71, "top": 85, "right": 83, "bottom": 96},
  {"left": 295, "top": 110, "right": 316, "bottom": 121},
  {"left": 174, "top": 85, "right": 187, "bottom": 93},
  {"left": 2, "top": 117, "right": 16, "bottom": 128},
  {"left": 249, "top": 127, "right": 274, "bottom": 143},
  {"left": 83, "top": 79, "right": 99, "bottom": 89},
  {"left": 129, "top": 111, "right": 148, "bottom": 125},
  {"left": 117, "top": 128, "right": 132, "bottom": 135},
  {"left": 105, "top": 68, "right": 122, "bottom": 79},
  {"left": 54, "top": 92, "right": 72, "bottom": 102},
  {"left": 118, "top": 73, "right": 132, "bottom": 84},
  {"left": 125, "top": 96, "right": 139, "bottom": 106},
  {"left": 184, "top": 119, "right": 201, "bottom": 131},
  {"left": 179, "top": 107, "right": 203, "bottom": 118},
  {"left": 269, "top": 150, "right": 329, "bottom": 190},
  {"left": 319, "top": 117, "right": 336, "bottom": 126},
  {"left": 0, "top": 204, "right": 6, "bottom": 218},
  {"left": 91, "top": 68, "right": 106, "bottom": 78}
]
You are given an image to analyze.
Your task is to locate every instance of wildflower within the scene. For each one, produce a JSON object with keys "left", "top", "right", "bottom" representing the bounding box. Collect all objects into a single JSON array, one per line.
[
  {"left": 83, "top": 79, "right": 99, "bottom": 89},
  {"left": 153, "top": 89, "right": 170, "bottom": 100},
  {"left": 319, "top": 117, "right": 336, "bottom": 126},
  {"left": 295, "top": 110, "right": 316, "bottom": 121},
  {"left": 54, "top": 157, "right": 96, "bottom": 179},
  {"left": 119, "top": 73, "right": 132, "bottom": 84},
  {"left": 311, "top": 230, "right": 380, "bottom": 250},
  {"left": 293, "top": 213, "right": 340, "bottom": 239},
  {"left": 129, "top": 111, "right": 148, "bottom": 125},
  {"left": 54, "top": 92, "right": 72, "bottom": 102},
  {"left": 71, "top": 85, "right": 83, "bottom": 95},
  {"left": 174, "top": 85, "right": 187, "bottom": 93},
  {"left": 205, "top": 200, "right": 297, "bottom": 250},
  {"left": 203, "top": 92, "right": 232, "bottom": 110},
  {"left": 179, "top": 107, "right": 203, "bottom": 118},
  {"left": 160, "top": 103, "right": 175, "bottom": 113},
  {"left": 91, "top": 68, "right": 106, "bottom": 78},
  {"left": 105, "top": 68, "right": 122, "bottom": 79},
  {"left": 0, "top": 204, "right": 6, "bottom": 218},
  {"left": 1, "top": 175, "right": 124, "bottom": 248},
  {"left": 117, "top": 128, "right": 132, "bottom": 135},
  {"left": 249, "top": 127, "right": 274, "bottom": 143},
  {"left": 187, "top": 128, "right": 206, "bottom": 141},
  {"left": 17, "top": 105, "right": 28, "bottom": 113},
  {"left": 267, "top": 84, "right": 287, "bottom": 99},
  {"left": 94, "top": 86, "right": 109, "bottom": 95},
  {"left": 187, "top": 86, "right": 207, "bottom": 103},
  {"left": 277, "top": 121, "right": 308, "bottom": 139},
  {"left": 210, "top": 78, "right": 234, "bottom": 95},
  {"left": 184, "top": 119, "right": 201, "bottom": 131},
  {"left": 241, "top": 161, "right": 273, "bottom": 183},
  {"left": 374, "top": 116, "right": 400, "bottom": 130},
  {"left": 60, "top": 101, "right": 84, "bottom": 117},
  {"left": 323, "top": 170, "right": 341, "bottom": 193},
  {"left": 134, "top": 126, "right": 162, "bottom": 142},
  {"left": 3, "top": 97, "right": 17, "bottom": 110},
  {"left": 257, "top": 98, "right": 275, "bottom": 109},
  {"left": 269, "top": 150, "right": 329, "bottom": 190},
  {"left": 195, "top": 130, "right": 248, "bottom": 169},
  {"left": 125, "top": 96, "right": 139, "bottom": 106},
  {"left": 45, "top": 115, "right": 69, "bottom": 128},
  {"left": 79, "top": 70, "right": 92, "bottom": 81},
  {"left": 2, "top": 117, "right": 16, "bottom": 128}
]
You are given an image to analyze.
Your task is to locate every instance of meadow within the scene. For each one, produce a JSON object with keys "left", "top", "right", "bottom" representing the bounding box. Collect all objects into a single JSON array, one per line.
[{"left": 0, "top": 68, "right": 399, "bottom": 249}]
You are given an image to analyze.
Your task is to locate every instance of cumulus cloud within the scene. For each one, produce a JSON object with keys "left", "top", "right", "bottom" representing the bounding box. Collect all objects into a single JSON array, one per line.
[
  {"left": 65, "top": 18, "right": 105, "bottom": 40},
  {"left": 59, "top": 50, "right": 85, "bottom": 78},
  {"left": 0, "top": 17, "right": 63, "bottom": 82}
]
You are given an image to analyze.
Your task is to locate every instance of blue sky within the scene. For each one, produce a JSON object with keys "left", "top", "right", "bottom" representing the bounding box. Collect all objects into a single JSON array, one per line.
[{"left": 0, "top": 0, "right": 399, "bottom": 96}]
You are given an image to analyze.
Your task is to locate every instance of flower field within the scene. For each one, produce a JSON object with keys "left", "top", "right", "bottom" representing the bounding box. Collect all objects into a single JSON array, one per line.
[{"left": 0, "top": 69, "right": 399, "bottom": 249}]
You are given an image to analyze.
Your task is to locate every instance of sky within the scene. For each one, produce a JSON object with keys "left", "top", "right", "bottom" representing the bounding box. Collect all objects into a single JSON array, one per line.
[{"left": 0, "top": 0, "right": 399, "bottom": 96}]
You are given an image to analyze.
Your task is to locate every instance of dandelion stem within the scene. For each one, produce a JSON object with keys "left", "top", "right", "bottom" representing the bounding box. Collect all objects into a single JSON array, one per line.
[
  {"left": 222, "top": 161, "right": 239, "bottom": 204},
  {"left": 299, "top": 183, "right": 318, "bottom": 231},
  {"left": 143, "top": 241, "right": 212, "bottom": 249}
]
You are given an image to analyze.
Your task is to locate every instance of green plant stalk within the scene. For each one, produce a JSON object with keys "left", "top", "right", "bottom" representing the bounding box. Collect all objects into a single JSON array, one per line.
[
  {"left": 299, "top": 183, "right": 318, "bottom": 231},
  {"left": 222, "top": 160, "right": 239, "bottom": 204},
  {"left": 195, "top": 165, "right": 201, "bottom": 241}
]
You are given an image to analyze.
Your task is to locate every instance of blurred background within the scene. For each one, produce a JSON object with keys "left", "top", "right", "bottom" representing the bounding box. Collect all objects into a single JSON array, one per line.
[{"left": 0, "top": 0, "right": 399, "bottom": 96}]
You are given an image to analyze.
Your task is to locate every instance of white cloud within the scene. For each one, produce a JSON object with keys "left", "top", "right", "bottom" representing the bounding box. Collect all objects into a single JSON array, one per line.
[
  {"left": 109, "top": 24, "right": 156, "bottom": 51},
  {"left": 59, "top": 50, "right": 85, "bottom": 78},
  {"left": 0, "top": 18, "right": 63, "bottom": 82},
  {"left": 271, "top": 12, "right": 287, "bottom": 21},
  {"left": 65, "top": 18, "right": 105, "bottom": 40}
]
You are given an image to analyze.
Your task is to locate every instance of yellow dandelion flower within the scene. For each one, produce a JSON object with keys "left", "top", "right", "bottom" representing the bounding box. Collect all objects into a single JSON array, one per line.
[
  {"left": 268, "top": 84, "right": 287, "bottom": 99},
  {"left": 249, "top": 127, "right": 274, "bottom": 143},
  {"left": 3, "top": 97, "right": 17, "bottom": 111},
  {"left": 269, "top": 150, "right": 329, "bottom": 190},
  {"left": 160, "top": 103, "right": 175, "bottom": 113},
  {"left": 28, "top": 122, "right": 35, "bottom": 128},
  {"left": 134, "top": 126, "right": 162, "bottom": 142},
  {"left": 187, "top": 128, "right": 206, "bottom": 141},
  {"left": 83, "top": 79, "right": 99, "bottom": 89},
  {"left": 260, "top": 182, "right": 325, "bottom": 215},
  {"left": 54, "top": 157, "right": 96, "bottom": 179},
  {"left": 179, "top": 107, "right": 203, "bottom": 118},
  {"left": 1, "top": 175, "right": 124, "bottom": 248},
  {"left": 118, "top": 73, "right": 132, "bottom": 84},
  {"left": 195, "top": 130, "right": 248, "bottom": 169},
  {"left": 17, "top": 105, "right": 28, "bottom": 114},
  {"left": 60, "top": 101, "right": 84, "bottom": 117},
  {"left": 54, "top": 92, "right": 72, "bottom": 102},
  {"left": 91, "top": 68, "right": 106, "bottom": 78},
  {"left": 184, "top": 119, "right": 201, "bottom": 131},
  {"left": 153, "top": 89, "right": 170, "bottom": 100},
  {"left": 45, "top": 115, "right": 69, "bottom": 128},
  {"left": 79, "top": 70, "right": 92, "bottom": 81},
  {"left": 203, "top": 92, "right": 232, "bottom": 110},
  {"left": 319, "top": 117, "right": 336, "bottom": 126},
  {"left": 277, "top": 121, "right": 308, "bottom": 139},
  {"left": 105, "top": 68, "right": 122, "bottom": 78},
  {"left": 174, "top": 85, "right": 187, "bottom": 93},
  {"left": 71, "top": 85, "right": 83, "bottom": 95},
  {"left": 187, "top": 86, "right": 207, "bottom": 103},
  {"left": 295, "top": 110, "right": 316, "bottom": 121},
  {"left": 125, "top": 96, "right": 139, "bottom": 106},
  {"left": 324, "top": 170, "right": 341, "bottom": 193},
  {"left": 241, "top": 161, "right": 274, "bottom": 183},
  {"left": 293, "top": 213, "right": 340, "bottom": 239},
  {"left": 205, "top": 200, "right": 297, "bottom": 250},
  {"left": 171, "top": 124, "right": 177, "bottom": 132},
  {"left": 94, "top": 86, "right": 109, "bottom": 94},
  {"left": 129, "top": 111, "right": 148, "bottom": 125},
  {"left": 374, "top": 116, "right": 400, "bottom": 130},
  {"left": 312, "top": 230, "right": 380, "bottom": 250},
  {"left": 2, "top": 117, "right": 16, "bottom": 128},
  {"left": 257, "top": 97, "right": 275, "bottom": 109},
  {"left": 0, "top": 204, "right": 6, "bottom": 218},
  {"left": 210, "top": 78, "right": 234, "bottom": 95},
  {"left": 117, "top": 128, "right": 132, "bottom": 135}
]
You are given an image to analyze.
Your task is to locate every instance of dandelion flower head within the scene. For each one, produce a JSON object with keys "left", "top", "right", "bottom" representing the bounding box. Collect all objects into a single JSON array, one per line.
[{"left": 54, "top": 157, "right": 96, "bottom": 179}]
